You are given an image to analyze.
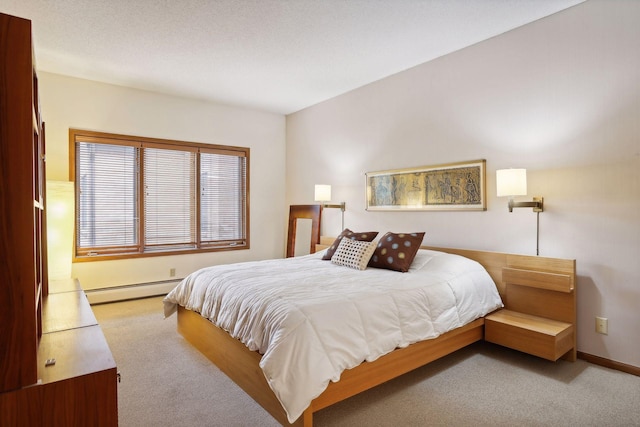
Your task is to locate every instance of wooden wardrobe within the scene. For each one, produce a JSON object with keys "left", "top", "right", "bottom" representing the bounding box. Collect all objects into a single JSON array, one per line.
[{"left": 0, "top": 12, "right": 118, "bottom": 426}]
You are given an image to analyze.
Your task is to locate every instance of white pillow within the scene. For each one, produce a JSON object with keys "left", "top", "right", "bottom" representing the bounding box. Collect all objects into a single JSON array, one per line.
[
  {"left": 408, "top": 249, "right": 432, "bottom": 272},
  {"left": 331, "top": 238, "right": 377, "bottom": 270}
]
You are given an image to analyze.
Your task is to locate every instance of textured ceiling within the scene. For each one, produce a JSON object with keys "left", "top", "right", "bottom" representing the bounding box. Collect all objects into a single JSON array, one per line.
[{"left": 2, "top": 0, "right": 584, "bottom": 114}]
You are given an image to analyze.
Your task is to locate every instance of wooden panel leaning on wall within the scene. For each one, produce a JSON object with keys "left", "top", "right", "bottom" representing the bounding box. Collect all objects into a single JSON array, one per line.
[
  {"left": 174, "top": 243, "right": 576, "bottom": 427},
  {"left": 286, "top": 204, "right": 322, "bottom": 257}
]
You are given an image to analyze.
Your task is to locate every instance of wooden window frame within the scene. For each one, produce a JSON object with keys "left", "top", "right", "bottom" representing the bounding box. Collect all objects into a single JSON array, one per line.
[{"left": 69, "top": 129, "right": 250, "bottom": 262}]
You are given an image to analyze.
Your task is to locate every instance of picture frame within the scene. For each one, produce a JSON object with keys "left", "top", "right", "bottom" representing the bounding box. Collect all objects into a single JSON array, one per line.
[{"left": 365, "top": 159, "right": 486, "bottom": 211}]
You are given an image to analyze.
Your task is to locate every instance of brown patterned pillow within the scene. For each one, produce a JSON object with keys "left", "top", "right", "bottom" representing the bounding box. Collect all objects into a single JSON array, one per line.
[
  {"left": 368, "top": 232, "right": 425, "bottom": 272},
  {"left": 321, "top": 228, "right": 379, "bottom": 260}
]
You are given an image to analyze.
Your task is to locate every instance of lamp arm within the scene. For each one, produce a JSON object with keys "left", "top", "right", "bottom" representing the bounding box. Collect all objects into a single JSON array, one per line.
[
  {"left": 321, "top": 202, "right": 346, "bottom": 212},
  {"left": 508, "top": 197, "right": 543, "bottom": 213}
]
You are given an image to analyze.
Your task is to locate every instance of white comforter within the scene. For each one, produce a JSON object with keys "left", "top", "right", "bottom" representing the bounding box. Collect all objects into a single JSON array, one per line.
[{"left": 163, "top": 249, "right": 502, "bottom": 422}]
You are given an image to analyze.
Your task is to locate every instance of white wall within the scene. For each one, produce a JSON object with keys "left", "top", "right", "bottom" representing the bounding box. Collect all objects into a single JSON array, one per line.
[
  {"left": 40, "top": 72, "right": 287, "bottom": 290},
  {"left": 286, "top": 0, "right": 640, "bottom": 367}
]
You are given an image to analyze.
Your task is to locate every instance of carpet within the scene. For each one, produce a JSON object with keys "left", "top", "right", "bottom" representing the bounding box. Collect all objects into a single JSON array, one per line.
[{"left": 93, "top": 296, "right": 640, "bottom": 426}]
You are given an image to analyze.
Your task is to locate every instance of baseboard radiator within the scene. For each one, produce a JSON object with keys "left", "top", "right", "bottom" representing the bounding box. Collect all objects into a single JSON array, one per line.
[{"left": 86, "top": 279, "right": 181, "bottom": 305}]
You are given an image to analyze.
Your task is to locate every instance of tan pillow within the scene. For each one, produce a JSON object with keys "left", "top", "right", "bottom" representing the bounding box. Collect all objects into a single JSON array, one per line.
[
  {"left": 368, "top": 232, "right": 425, "bottom": 272},
  {"left": 331, "top": 238, "right": 377, "bottom": 270},
  {"left": 322, "top": 228, "right": 378, "bottom": 260}
]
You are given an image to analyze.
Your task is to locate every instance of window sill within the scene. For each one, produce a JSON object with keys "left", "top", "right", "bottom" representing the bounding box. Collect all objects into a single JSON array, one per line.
[{"left": 73, "top": 244, "right": 249, "bottom": 263}]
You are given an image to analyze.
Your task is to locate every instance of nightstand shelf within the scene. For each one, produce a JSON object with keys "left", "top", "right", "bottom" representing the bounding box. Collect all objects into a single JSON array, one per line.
[{"left": 485, "top": 309, "right": 574, "bottom": 361}]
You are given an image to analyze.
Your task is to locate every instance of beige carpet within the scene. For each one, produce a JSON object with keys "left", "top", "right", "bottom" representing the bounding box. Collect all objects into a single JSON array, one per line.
[{"left": 92, "top": 296, "right": 640, "bottom": 427}]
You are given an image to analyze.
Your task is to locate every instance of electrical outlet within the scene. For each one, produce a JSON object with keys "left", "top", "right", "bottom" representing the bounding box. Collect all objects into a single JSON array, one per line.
[
  {"left": 169, "top": 268, "right": 176, "bottom": 277},
  {"left": 595, "top": 316, "right": 608, "bottom": 335}
]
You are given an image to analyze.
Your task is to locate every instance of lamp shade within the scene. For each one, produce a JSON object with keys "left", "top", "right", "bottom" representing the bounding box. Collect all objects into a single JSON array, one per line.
[
  {"left": 314, "top": 184, "right": 331, "bottom": 202},
  {"left": 496, "top": 169, "right": 527, "bottom": 197}
]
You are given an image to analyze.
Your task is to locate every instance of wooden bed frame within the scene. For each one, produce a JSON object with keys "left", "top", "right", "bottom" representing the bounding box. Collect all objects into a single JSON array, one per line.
[{"left": 175, "top": 246, "right": 576, "bottom": 427}]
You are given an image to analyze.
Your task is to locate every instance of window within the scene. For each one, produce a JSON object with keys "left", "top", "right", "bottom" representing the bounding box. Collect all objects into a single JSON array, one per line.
[{"left": 70, "top": 130, "right": 249, "bottom": 260}]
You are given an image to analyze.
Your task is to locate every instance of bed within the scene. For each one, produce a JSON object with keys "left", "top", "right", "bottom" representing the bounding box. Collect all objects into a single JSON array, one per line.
[{"left": 164, "top": 242, "right": 575, "bottom": 427}]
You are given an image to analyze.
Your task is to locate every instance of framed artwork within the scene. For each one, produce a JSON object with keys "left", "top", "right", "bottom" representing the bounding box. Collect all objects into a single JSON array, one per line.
[{"left": 366, "top": 159, "right": 486, "bottom": 211}]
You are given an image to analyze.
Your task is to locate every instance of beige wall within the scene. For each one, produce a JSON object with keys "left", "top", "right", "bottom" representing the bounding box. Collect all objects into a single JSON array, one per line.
[
  {"left": 286, "top": 0, "right": 640, "bottom": 367},
  {"left": 40, "top": 72, "right": 287, "bottom": 289}
]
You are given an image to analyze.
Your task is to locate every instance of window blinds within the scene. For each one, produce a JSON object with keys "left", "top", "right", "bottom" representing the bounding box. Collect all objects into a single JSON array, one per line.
[
  {"left": 143, "top": 147, "right": 197, "bottom": 250},
  {"left": 200, "top": 152, "right": 246, "bottom": 245},
  {"left": 73, "top": 132, "right": 248, "bottom": 258},
  {"left": 76, "top": 142, "right": 139, "bottom": 255}
]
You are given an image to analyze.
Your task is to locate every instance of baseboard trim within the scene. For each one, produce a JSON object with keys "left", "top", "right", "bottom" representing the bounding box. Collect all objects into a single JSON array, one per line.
[
  {"left": 86, "top": 280, "right": 180, "bottom": 305},
  {"left": 577, "top": 351, "right": 640, "bottom": 377}
]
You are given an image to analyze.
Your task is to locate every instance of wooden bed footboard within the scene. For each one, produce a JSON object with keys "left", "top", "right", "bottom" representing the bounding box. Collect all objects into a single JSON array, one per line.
[
  {"left": 177, "top": 306, "right": 483, "bottom": 427},
  {"left": 177, "top": 306, "right": 295, "bottom": 425}
]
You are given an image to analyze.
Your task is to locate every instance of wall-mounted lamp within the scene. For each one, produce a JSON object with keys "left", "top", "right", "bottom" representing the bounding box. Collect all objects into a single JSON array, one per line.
[
  {"left": 496, "top": 169, "right": 544, "bottom": 255},
  {"left": 496, "top": 169, "right": 543, "bottom": 212},
  {"left": 314, "top": 184, "right": 346, "bottom": 230}
]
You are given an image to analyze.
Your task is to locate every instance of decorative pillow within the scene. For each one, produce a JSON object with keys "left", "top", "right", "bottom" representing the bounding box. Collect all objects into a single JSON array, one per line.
[
  {"left": 368, "top": 232, "right": 425, "bottom": 273},
  {"left": 322, "top": 228, "right": 378, "bottom": 260},
  {"left": 331, "top": 238, "right": 377, "bottom": 270}
]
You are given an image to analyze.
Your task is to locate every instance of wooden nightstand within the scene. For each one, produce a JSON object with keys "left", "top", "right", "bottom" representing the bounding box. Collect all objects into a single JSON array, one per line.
[
  {"left": 484, "top": 261, "right": 577, "bottom": 362},
  {"left": 485, "top": 309, "right": 574, "bottom": 361}
]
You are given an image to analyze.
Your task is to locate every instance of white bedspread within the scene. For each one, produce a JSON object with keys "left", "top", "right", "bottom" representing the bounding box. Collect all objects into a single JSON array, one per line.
[{"left": 163, "top": 249, "right": 502, "bottom": 422}]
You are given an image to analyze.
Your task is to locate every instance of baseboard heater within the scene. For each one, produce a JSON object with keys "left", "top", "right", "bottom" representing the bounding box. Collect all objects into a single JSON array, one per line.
[{"left": 85, "top": 279, "right": 181, "bottom": 305}]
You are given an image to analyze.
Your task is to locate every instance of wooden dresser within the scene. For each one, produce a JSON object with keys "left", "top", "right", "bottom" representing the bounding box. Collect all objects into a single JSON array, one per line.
[
  {"left": 0, "top": 279, "right": 118, "bottom": 426},
  {"left": 0, "top": 12, "right": 118, "bottom": 426}
]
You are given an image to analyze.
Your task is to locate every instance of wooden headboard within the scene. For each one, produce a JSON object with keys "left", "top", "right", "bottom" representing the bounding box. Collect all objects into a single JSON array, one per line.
[
  {"left": 316, "top": 239, "right": 576, "bottom": 300},
  {"left": 422, "top": 247, "right": 575, "bottom": 305}
]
